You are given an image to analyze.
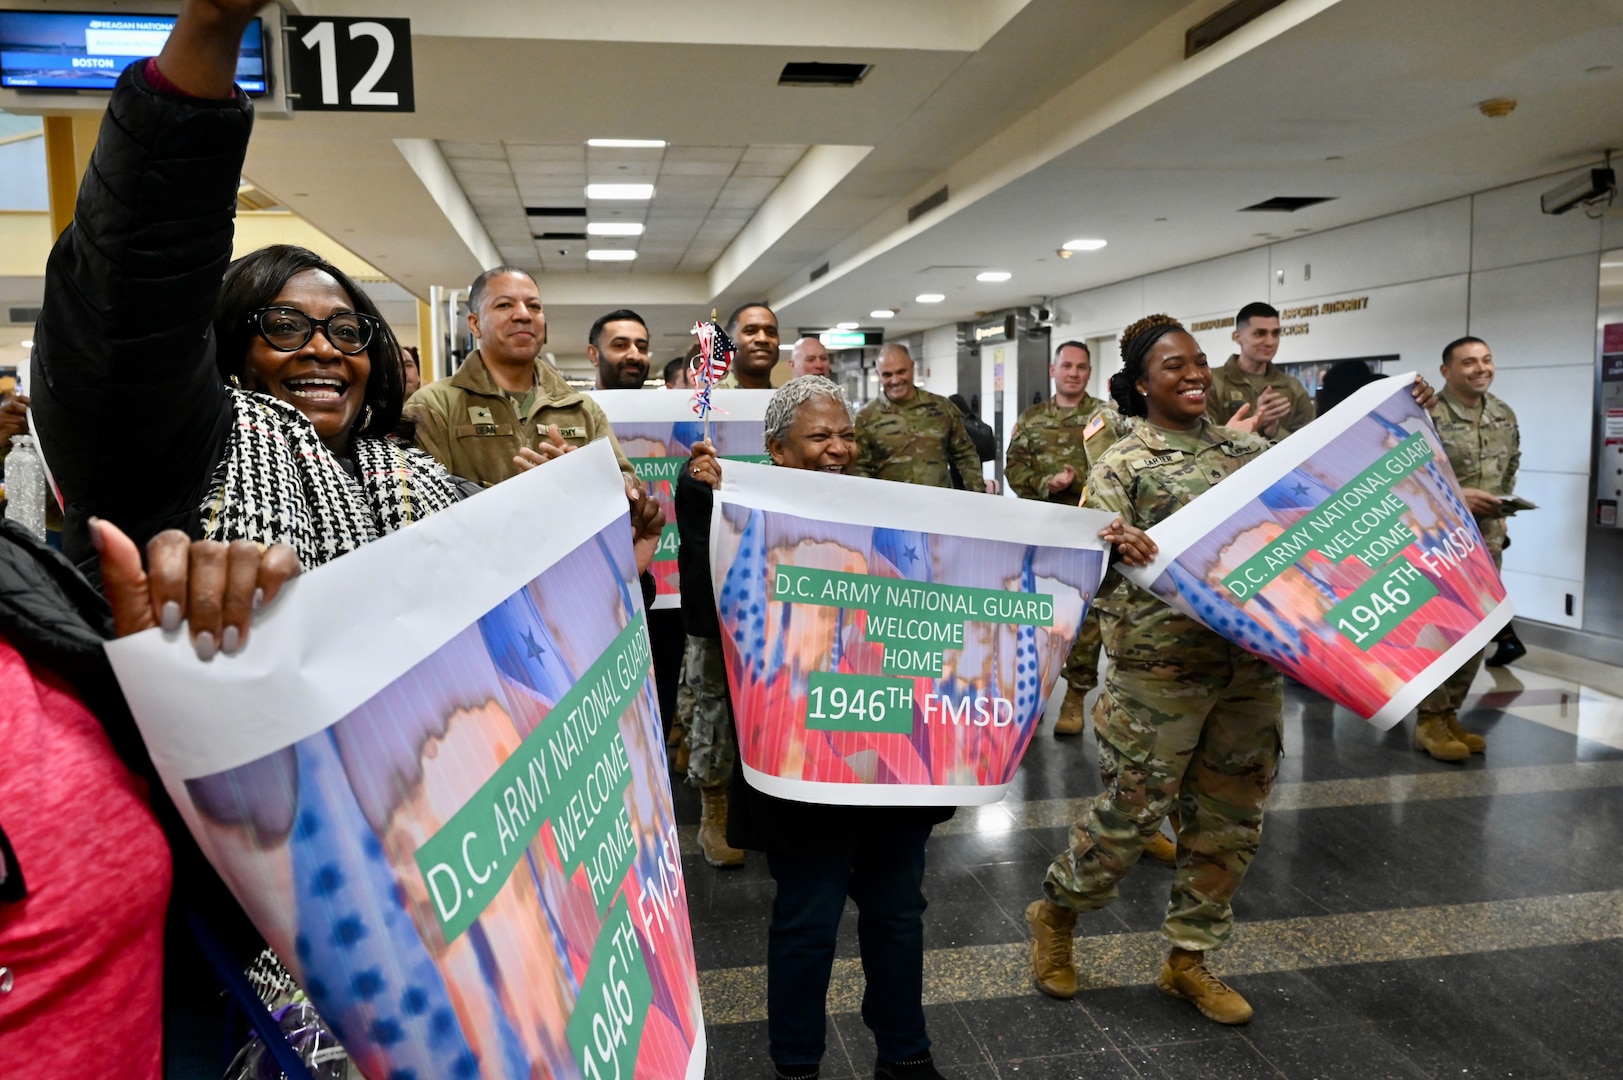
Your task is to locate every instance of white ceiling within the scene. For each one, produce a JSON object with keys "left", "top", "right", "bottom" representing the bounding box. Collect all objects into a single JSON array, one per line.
[
  {"left": 441, "top": 140, "right": 808, "bottom": 275},
  {"left": 16, "top": 0, "right": 1616, "bottom": 369}
]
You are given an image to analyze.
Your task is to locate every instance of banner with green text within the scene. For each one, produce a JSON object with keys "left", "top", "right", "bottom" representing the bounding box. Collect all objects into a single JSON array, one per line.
[
  {"left": 106, "top": 442, "right": 704, "bottom": 1080},
  {"left": 592, "top": 388, "right": 772, "bottom": 608},
  {"left": 712, "top": 462, "right": 1114, "bottom": 806},
  {"left": 1123, "top": 375, "right": 1512, "bottom": 729}
]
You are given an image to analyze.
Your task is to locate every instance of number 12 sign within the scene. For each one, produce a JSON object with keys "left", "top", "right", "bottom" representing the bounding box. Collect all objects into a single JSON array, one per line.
[{"left": 284, "top": 16, "right": 414, "bottom": 112}]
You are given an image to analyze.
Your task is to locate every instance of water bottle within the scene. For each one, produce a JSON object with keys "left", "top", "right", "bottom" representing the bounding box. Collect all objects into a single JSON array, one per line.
[{"left": 3, "top": 434, "right": 47, "bottom": 542}]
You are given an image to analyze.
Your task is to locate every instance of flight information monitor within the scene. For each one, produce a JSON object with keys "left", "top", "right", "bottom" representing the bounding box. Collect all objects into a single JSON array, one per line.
[{"left": 0, "top": 11, "right": 266, "bottom": 93}]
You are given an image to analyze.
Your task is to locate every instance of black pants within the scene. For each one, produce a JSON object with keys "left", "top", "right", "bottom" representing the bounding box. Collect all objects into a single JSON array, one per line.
[{"left": 765, "top": 825, "right": 934, "bottom": 1068}]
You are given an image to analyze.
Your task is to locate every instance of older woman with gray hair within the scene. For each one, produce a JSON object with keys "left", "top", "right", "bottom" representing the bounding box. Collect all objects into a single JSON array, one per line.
[{"left": 677, "top": 376, "right": 955, "bottom": 1080}]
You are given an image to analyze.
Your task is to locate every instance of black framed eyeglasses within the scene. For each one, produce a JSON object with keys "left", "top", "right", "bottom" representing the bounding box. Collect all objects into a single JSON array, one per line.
[{"left": 247, "top": 307, "right": 379, "bottom": 355}]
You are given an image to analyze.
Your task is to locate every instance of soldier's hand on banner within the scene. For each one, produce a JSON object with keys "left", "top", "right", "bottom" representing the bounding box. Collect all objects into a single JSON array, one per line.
[
  {"left": 1046, "top": 466, "right": 1075, "bottom": 494},
  {"left": 1410, "top": 374, "right": 1438, "bottom": 411},
  {"left": 627, "top": 475, "right": 665, "bottom": 574},
  {"left": 984, "top": 478, "right": 1000, "bottom": 494},
  {"left": 1098, "top": 517, "right": 1157, "bottom": 567},
  {"left": 688, "top": 439, "right": 722, "bottom": 489},
  {"left": 93, "top": 518, "right": 301, "bottom": 659}
]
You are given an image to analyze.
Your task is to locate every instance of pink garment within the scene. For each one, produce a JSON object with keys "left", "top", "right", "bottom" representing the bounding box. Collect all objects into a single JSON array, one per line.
[{"left": 0, "top": 635, "right": 171, "bottom": 1080}]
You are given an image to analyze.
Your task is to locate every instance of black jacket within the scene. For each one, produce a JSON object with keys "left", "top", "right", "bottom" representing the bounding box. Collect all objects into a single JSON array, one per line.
[
  {"left": 31, "top": 63, "right": 251, "bottom": 574},
  {"left": 673, "top": 468, "right": 952, "bottom": 855}
]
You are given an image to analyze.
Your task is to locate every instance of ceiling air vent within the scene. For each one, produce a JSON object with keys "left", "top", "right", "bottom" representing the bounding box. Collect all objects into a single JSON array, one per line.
[
  {"left": 8, "top": 306, "right": 41, "bottom": 325},
  {"left": 908, "top": 186, "right": 948, "bottom": 223},
  {"left": 533, "top": 231, "right": 587, "bottom": 240},
  {"left": 809, "top": 262, "right": 831, "bottom": 282},
  {"left": 524, "top": 207, "right": 586, "bottom": 217},
  {"left": 1186, "top": 0, "right": 1290, "bottom": 58},
  {"left": 779, "top": 62, "right": 871, "bottom": 87},
  {"left": 1240, "top": 196, "right": 1335, "bottom": 212}
]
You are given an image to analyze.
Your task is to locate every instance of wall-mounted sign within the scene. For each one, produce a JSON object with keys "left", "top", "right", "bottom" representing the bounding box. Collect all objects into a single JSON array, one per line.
[
  {"left": 284, "top": 16, "right": 414, "bottom": 112},
  {"left": 974, "top": 314, "right": 1016, "bottom": 343},
  {"left": 813, "top": 329, "right": 883, "bottom": 348}
]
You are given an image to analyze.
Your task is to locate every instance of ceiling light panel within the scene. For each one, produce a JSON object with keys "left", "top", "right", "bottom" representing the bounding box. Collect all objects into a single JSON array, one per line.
[
  {"left": 1063, "top": 238, "right": 1107, "bottom": 251},
  {"left": 586, "top": 249, "right": 638, "bottom": 261},
  {"left": 976, "top": 271, "right": 1012, "bottom": 282},
  {"left": 587, "top": 138, "right": 667, "bottom": 148},
  {"left": 586, "top": 183, "right": 655, "bottom": 200},
  {"left": 916, "top": 293, "right": 946, "bottom": 303},
  {"left": 587, "top": 222, "right": 646, "bottom": 236}
]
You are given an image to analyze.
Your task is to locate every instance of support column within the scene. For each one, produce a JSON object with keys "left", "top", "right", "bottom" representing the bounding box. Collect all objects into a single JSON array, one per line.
[
  {"left": 42, "top": 112, "right": 105, "bottom": 239},
  {"left": 417, "top": 298, "right": 435, "bottom": 384}
]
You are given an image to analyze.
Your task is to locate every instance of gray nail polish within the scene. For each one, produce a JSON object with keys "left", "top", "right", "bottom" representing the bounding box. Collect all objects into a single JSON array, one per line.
[
  {"left": 221, "top": 625, "right": 241, "bottom": 655},
  {"left": 252, "top": 588, "right": 265, "bottom": 610},
  {"left": 160, "top": 601, "right": 181, "bottom": 633},
  {"left": 193, "top": 631, "right": 217, "bottom": 661}
]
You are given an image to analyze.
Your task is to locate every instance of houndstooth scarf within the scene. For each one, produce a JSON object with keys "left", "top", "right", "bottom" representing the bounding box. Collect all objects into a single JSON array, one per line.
[{"left": 199, "top": 389, "right": 462, "bottom": 569}]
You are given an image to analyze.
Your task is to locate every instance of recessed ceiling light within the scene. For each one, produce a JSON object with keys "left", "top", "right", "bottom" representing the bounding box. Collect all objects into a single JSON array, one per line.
[
  {"left": 976, "top": 271, "right": 1012, "bottom": 282},
  {"left": 916, "top": 293, "right": 946, "bottom": 303},
  {"left": 586, "top": 183, "right": 655, "bottom": 200},
  {"left": 587, "top": 222, "right": 645, "bottom": 236},
  {"left": 836, "top": 321, "right": 859, "bottom": 330},
  {"left": 870, "top": 310, "right": 895, "bottom": 319},
  {"left": 19, "top": 339, "right": 33, "bottom": 348},
  {"left": 1062, "top": 238, "right": 1107, "bottom": 251},
  {"left": 586, "top": 249, "right": 638, "bottom": 261},
  {"left": 587, "top": 138, "right": 667, "bottom": 148}
]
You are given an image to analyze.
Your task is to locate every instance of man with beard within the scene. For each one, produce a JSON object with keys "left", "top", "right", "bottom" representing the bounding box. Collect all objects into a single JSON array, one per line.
[{"left": 590, "top": 309, "right": 653, "bottom": 390}]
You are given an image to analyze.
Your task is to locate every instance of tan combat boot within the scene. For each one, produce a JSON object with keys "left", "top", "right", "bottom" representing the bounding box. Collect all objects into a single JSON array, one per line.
[
  {"left": 1445, "top": 713, "right": 1485, "bottom": 754},
  {"left": 1142, "top": 830, "right": 1177, "bottom": 868},
  {"left": 1053, "top": 689, "right": 1086, "bottom": 736},
  {"left": 1025, "top": 899, "right": 1078, "bottom": 998},
  {"left": 1415, "top": 714, "right": 1469, "bottom": 762},
  {"left": 698, "top": 785, "right": 744, "bottom": 868},
  {"left": 1157, "top": 948, "right": 1253, "bottom": 1024}
]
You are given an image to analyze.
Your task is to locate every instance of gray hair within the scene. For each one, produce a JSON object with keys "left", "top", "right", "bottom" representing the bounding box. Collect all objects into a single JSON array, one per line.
[{"left": 764, "top": 375, "right": 851, "bottom": 449}]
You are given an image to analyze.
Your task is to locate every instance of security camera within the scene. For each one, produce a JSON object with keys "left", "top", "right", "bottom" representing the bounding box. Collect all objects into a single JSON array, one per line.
[
  {"left": 558, "top": 246, "right": 571, "bottom": 255},
  {"left": 1540, "top": 167, "right": 1615, "bottom": 215}
]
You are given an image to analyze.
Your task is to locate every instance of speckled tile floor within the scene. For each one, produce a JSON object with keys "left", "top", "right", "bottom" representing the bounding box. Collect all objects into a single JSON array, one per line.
[{"left": 671, "top": 648, "right": 1623, "bottom": 1079}]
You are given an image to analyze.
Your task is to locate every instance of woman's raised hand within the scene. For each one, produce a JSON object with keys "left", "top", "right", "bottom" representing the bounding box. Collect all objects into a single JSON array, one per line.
[{"left": 156, "top": 0, "right": 273, "bottom": 99}]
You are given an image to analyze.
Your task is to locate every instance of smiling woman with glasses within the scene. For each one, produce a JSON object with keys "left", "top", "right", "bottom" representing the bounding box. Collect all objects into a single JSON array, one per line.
[{"left": 26, "top": 0, "right": 480, "bottom": 580}]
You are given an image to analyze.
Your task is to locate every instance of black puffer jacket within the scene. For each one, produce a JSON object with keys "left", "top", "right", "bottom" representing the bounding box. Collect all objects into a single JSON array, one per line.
[{"left": 31, "top": 62, "right": 251, "bottom": 574}]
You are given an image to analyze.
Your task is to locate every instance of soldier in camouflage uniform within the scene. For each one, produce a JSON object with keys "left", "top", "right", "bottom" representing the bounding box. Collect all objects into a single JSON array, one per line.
[
  {"left": 1005, "top": 341, "right": 1127, "bottom": 735},
  {"left": 853, "top": 344, "right": 990, "bottom": 491},
  {"left": 683, "top": 635, "right": 737, "bottom": 791},
  {"left": 1414, "top": 336, "right": 1520, "bottom": 761},
  {"left": 1025, "top": 315, "right": 1280, "bottom": 1027},
  {"left": 1205, "top": 302, "right": 1315, "bottom": 439}
]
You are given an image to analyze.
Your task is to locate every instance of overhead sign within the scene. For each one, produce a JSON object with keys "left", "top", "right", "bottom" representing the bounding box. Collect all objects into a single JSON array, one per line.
[
  {"left": 284, "top": 16, "right": 414, "bottom": 112},
  {"left": 974, "top": 314, "right": 1016, "bottom": 343},
  {"left": 810, "top": 329, "right": 884, "bottom": 348}
]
